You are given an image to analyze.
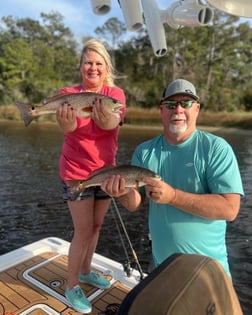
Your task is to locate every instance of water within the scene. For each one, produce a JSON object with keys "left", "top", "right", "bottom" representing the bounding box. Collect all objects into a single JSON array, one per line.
[{"left": 0, "top": 121, "right": 251, "bottom": 314}]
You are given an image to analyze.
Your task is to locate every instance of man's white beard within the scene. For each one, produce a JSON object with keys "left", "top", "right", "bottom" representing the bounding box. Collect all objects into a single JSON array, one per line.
[{"left": 169, "top": 123, "right": 187, "bottom": 134}]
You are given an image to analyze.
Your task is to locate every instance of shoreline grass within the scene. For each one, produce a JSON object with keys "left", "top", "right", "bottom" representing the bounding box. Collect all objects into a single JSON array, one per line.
[
  {"left": 1, "top": 105, "right": 252, "bottom": 130},
  {"left": 124, "top": 107, "right": 252, "bottom": 129}
]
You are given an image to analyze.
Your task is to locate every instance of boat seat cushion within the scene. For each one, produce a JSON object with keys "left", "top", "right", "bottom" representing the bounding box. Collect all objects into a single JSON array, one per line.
[{"left": 118, "top": 253, "right": 243, "bottom": 315}]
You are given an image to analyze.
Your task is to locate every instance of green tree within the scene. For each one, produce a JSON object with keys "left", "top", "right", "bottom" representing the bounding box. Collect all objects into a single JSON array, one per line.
[
  {"left": 0, "top": 12, "right": 79, "bottom": 104},
  {"left": 95, "top": 17, "right": 126, "bottom": 49},
  {"left": 94, "top": 17, "right": 126, "bottom": 66},
  {"left": 0, "top": 11, "right": 252, "bottom": 112},
  {"left": 0, "top": 38, "right": 34, "bottom": 103}
]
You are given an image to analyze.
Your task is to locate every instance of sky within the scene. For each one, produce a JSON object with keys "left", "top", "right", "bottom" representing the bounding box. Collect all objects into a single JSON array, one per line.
[
  {"left": 0, "top": 0, "right": 148, "bottom": 43},
  {"left": 1, "top": 0, "right": 251, "bottom": 46}
]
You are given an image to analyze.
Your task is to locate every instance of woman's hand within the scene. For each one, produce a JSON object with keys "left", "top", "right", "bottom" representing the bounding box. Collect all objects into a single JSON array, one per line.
[
  {"left": 91, "top": 98, "right": 120, "bottom": 130},
  {"left": 56, "top": 102, "right": 77, "bottom": 133},
  {"left": 101, "top": 175, "right": 131, "bottom": 197},
  {"left": 101, "top": 175, "right": 142, "bottom": 211}
]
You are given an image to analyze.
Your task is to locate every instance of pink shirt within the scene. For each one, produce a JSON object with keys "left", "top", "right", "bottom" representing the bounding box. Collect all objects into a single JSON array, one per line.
[{"left": 59, "top": 85, "right": 126, "bottom": 180}]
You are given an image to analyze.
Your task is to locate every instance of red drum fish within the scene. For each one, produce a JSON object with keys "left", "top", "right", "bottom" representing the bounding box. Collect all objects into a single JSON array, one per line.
[
  {"left": 16, "top": 92, "right": 124, "bottom": 126},
  {"left": 66, "top": 165, "right": 161, "bottom": 201}
]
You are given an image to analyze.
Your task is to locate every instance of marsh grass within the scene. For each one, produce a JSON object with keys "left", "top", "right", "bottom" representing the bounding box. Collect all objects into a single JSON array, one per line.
[
  {"left": 1, "top": 105, "right": 252, "bottom": 129},
  {"left": 125, "top": 107, "right": 252, "bottom": 129},
  {"left": 0, "top": 105, "right": 21, "bottom": 121}
]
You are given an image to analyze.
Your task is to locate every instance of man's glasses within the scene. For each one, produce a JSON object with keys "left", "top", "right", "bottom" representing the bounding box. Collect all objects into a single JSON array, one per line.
[{"left": 161, "top": 100, "right": 195, "bottom": 109}]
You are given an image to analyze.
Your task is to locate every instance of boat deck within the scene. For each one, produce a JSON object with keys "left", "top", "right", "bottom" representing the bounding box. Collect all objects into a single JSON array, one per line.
[{"left": 0, "top": 238, "right": 139, "bottom": 315}]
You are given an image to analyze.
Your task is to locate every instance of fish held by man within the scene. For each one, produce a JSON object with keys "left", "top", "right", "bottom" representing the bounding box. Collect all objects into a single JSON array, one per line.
[
  {"left": 67, "top": 165, "right": 161, "bottom": 201},
  {"left": 16, "top": 92, "right": 124, "bottom": 126}
]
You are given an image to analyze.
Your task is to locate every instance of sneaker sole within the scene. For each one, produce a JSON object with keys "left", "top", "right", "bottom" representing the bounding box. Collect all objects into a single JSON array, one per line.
[{"left": 65, "top": 295, "right": 92, "bottom": 313}]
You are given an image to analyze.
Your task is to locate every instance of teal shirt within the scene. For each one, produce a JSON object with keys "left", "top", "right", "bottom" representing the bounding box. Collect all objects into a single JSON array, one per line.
[{"left": 132, "top": 130, "right": 244, "bottom": 276}]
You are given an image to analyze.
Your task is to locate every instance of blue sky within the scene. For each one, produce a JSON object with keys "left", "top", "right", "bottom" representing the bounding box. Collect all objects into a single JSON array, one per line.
[
  {"left": 0, "top": 0, "right": 148, "bottom": 43},
  {"left": 1, "top": 0, "right": 251, "bottom": 45},
  {"left": 0, "top": 0, "right": 121, "bottom": 42}
]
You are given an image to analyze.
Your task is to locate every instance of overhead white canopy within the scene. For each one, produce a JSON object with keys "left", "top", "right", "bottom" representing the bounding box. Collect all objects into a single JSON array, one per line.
[{"left": 207, "top": 0, "right": 252, "bottom": 18}]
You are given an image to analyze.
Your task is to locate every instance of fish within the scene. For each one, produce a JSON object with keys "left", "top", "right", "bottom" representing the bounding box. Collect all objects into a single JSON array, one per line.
[
  {"left": 66, "top": 165, "right": 161, "bottom": 201},
  {"left": 16, "top": 92, "right": 124, "bottom": 126}
]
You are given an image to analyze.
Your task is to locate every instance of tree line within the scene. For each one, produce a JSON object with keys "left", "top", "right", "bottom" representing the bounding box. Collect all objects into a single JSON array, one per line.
[{"left": 0, "top": 11, "right": 252, "bottom": 111}]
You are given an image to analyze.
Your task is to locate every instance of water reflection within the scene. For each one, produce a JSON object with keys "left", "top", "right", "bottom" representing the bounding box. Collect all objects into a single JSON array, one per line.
[{"left": 0, "top": 121, "right": 251, "bottom": 314}]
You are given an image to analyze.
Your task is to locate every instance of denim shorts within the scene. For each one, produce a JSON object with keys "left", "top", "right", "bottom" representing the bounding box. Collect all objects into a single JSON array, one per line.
[{"left": 62, "top": 181, "right": 110, "bottom": 201}]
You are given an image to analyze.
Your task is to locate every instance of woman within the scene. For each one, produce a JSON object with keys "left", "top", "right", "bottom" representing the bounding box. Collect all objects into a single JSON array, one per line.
[{"left": 56, "top": 39, "right": 126, "bottom": 313}]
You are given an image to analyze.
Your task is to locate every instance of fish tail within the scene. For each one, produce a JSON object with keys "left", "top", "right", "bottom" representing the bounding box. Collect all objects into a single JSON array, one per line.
[
  {"left": 69, "top": 189, "right": 80, "bottom": 201},
  {"left": 69, "top": 181, "right": 87, "bottom": 201},
  {"left": 15, "top": 102, "right": 34, "bottom": 126}
]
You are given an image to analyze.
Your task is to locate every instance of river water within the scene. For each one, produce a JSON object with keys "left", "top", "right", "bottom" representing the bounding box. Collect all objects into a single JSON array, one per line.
[{"left": 0, "top": 121, "right": 251, "bottom": 314}]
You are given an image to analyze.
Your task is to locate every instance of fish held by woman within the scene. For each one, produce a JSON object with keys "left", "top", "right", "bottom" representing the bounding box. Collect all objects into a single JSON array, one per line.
[
  {"left": 67, "top": 165, "right": 161, "bottom": 201},
  {"left": 16, "top": 92, "right": 124, "bottom": 126}
]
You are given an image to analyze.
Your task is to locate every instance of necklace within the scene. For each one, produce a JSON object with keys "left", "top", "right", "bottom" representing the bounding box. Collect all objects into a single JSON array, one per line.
[{"left": 80, "top": 86, "right": 101, "bottom": 93}]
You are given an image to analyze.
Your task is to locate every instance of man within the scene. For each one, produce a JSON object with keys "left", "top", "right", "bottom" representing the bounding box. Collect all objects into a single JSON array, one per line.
[{"left": 101, "top": 79, "right": 244, "bottom": 276}]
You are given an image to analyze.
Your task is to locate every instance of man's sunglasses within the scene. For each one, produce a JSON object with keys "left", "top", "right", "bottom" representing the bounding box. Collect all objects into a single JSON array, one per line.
[{"left": 161, "top": 100, "right": 195, "bottom": 109}]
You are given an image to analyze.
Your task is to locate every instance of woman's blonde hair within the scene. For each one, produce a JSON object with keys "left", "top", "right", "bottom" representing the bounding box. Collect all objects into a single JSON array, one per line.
[{"left": 79, "top": 39, "right": 116, "bottom": 86}]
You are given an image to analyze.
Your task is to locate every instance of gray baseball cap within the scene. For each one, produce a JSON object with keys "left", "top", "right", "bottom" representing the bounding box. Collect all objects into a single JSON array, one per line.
[{"left": 162, "top": 79, "right": 199, "bottom": 101}]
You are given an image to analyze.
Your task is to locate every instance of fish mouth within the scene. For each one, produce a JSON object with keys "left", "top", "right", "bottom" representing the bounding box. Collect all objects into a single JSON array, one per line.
[{"left": 113, "top": 105, "right": 123, "bottom": 113}]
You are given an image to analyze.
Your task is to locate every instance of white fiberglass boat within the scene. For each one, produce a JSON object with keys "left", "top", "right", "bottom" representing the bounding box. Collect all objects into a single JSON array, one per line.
[{"left": 0, "top": 237, "right": 142, "bottom": 315}]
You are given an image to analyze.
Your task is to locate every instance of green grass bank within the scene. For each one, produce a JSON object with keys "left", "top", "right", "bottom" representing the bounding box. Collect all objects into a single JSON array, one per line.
[{"left": 1, "top": 105, "right": 252, "bottom": 130}]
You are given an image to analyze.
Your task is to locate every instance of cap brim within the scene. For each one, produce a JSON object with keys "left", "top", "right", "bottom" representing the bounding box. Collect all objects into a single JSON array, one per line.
[{"left": 163, "top": 92, "right": 199, "bottom": 101}]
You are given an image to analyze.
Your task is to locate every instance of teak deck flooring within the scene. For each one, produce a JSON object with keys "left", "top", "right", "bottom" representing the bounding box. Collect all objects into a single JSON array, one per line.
[{"left": 0, "top": 252, "right": 130, "bottom": 315}]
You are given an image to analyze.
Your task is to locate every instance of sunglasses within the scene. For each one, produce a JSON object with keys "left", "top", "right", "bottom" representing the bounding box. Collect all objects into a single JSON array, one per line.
[{"left": 161, "top": 100, "right": 195, "bottom": 109}]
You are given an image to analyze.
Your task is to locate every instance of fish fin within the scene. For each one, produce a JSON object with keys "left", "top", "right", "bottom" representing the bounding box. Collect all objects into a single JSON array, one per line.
[
  {"left": 81, "top": 106, "right": 93, "bottom": 117},
  {"left": 15, "top": 102, "right": 34, "bottom": 126},
  {"left": 135, "top": 181, "right": 139, "bottom": 191},
  {"left": 81, "top": 106, "right": 93, "bottom": 112},
  {"left": 87, "top": 165, "right": 115, "bottom": 179},
  {"left": 43, "top": 92, "right": 74, "bottom": 104}
]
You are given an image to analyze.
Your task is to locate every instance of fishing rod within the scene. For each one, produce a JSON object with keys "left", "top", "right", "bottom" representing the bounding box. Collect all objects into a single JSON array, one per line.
[
  {"left": 111, "top": 198, "right": 145, "bottom": 280},
  {"left": 110, "top": 204, "right": 132, "bottom": 277},
  {"left": 37, "top": 198, "right": 145, "bottom": 279}
]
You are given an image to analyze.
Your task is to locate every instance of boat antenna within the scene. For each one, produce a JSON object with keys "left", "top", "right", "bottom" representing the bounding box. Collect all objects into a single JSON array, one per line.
[{"left": 111, "top": 198, "right": 145, "bottom": 280}]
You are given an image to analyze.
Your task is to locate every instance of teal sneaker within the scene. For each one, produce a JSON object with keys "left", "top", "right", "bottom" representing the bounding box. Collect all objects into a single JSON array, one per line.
[
  {"left": 79, "top": 271, "right": 111, "bottom": 289},
  {"left": 65, "top": 285, "right": 92, "bottom": 313}
]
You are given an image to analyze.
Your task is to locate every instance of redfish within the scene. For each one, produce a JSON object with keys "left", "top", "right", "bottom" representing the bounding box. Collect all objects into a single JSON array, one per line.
[
  {"left": 67, "top": 165, "right": 161, "bottom": 201},
  {"left": 16, "top": 92, "right": 123, "bottom": 126}
]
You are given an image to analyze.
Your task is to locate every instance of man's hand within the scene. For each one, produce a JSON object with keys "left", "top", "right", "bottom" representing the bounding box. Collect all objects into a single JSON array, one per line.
[{"left": 144, "top": 177, "right": 176, "bottom": 204}]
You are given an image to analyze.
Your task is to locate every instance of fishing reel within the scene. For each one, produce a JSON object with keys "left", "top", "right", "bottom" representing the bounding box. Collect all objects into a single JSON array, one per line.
[
  {"left": 123, "top": 260, "right": 145, "bottom": 280},
  {"left": 123, "top": 260, "right": 133, "bottom": 277}
]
